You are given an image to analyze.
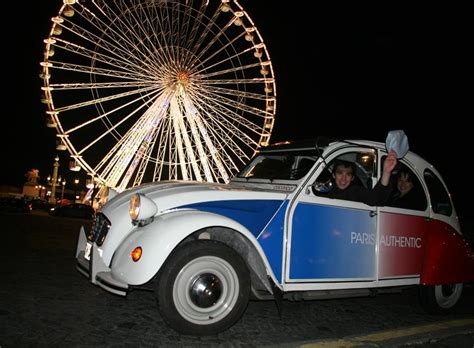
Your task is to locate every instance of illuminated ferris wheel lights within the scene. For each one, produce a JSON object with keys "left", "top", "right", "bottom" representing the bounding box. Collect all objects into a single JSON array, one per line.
[
  {"left": 41, "top": 0, "right": 276, "bottom": 189},
  {"left": 62, "top": 5, "right": 75, "bottom": 17},
  {"left": 52, "top": 26, "right": 62, "bottom": 36},
  {"left": 46, "top": 48, "right": 55, "bottom": 57},
  {"left": 51, "top": 16, "right": 64, "bottom": 24},
  {"left": 56, "top": 140, "right": 67, "bottom": 151},
  {"left": 43, "top": 38, "right": 56, "bottom": 45},
  {"left": 233, "top": 12, "right": 245, "bottom": 26}
]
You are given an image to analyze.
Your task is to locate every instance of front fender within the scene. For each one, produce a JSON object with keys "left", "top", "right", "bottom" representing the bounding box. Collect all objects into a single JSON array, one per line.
[{"left": 110, "top": 209, "right": 266, "bottom": 286}]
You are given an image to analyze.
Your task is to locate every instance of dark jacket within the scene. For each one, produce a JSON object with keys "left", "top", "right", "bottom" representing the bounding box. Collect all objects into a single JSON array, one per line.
[
  {"left": 317, "top": 181, "right": 391, "bottom": 206},
  {"left": 389, "top": 189, "right": 427, "bottom": 211}
]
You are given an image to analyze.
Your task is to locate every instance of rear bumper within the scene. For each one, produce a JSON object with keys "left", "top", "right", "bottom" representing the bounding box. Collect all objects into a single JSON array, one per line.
[{"left": 75, "top": 225, "right": 129, "bottom": 296}]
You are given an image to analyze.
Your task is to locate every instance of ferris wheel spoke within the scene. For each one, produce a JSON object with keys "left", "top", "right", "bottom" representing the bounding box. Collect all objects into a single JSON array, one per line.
[
  {"left": 190, "top": 18, "right": 238, "bottom": 68},
  {"left": 198, "top": 78, "right": 274, "bottom": 85},
  {"left": 153, "top": 119, "right": 172, "bottom": 181},
  {"left": 47, "top": 59, "right": 155, "bottom": 82},
  {"left": 193, "top": 43, "right": 258, "bottom": 77},
  {"left": 132, "top": 128, "right": 159, "bottom": 187},
  {"left": 188, "top": 89, "right": 269, "bottom": 137},
  {"left": 170, "top": 96, "right": 204, "bottom": 181},
  {"left": 204, "top": 85, "right": 269, "bottom": 101},
  {"left": 198, "top": 88, "right": 272, "bottom": 120},
  {"left": 121, "top": 1, "right": 177, "bottom": 69},
  {"left": 96, "top": 92, "right": 172, "bottom": 186},
  {"left": 53, "top": 84, "right": 160, "bottom": 114},
  {"left": 48, "top": 80, "right": 154, "bottom": 91},
  {"left": 146, "top": 1, "right": 180, "bottom": 66},
  {"left": 183, "top": 1, "right": 207, "bottom": 51},
  {"left": 197, "top": 61, "right": 265, "bottom": 80},
  {"left": 57, "top": 9, "right": 159, "bottom": 77},
  {"left": 177, "top": 0, "right": 195, "bottom": 49},
  {"left": 66, "top": 88, "right": 159, "bottom": 146},
  {"left": 51, "top": 37, "right": 154, "bottom": 79},
  {"left": 92, "top": 1, "right": 172, "bottom": 71},
  {"left": 189, "top": 93, "right": 261, "bottom": 149},
  {"left": 186, "top": 95, "right": 256, "bottom": 163},
  {"left": 189, "top": 5, "right": 221, "bottom": 59},
  {"left": 181, "top": 93, "right": 228, "bottom": 182}
]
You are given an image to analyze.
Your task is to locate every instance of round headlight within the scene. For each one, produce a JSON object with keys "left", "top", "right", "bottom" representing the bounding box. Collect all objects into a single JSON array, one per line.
[
  {"left": 99, "top": 186, "right": 118, "bottom": 208},
  {"left": 129, "top": 193, "right": 141, "bottom": 220},
  {"left": 129, "top": 193, "right": 158, "bottom": 221}
]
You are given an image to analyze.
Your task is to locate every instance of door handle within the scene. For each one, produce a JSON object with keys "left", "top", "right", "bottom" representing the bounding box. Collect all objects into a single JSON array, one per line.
[{"left": 369, "top": 211, "right": 377, "bottom": 217}]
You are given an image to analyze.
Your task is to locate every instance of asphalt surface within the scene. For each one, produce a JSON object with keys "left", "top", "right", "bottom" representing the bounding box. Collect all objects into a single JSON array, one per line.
[{"left": 1, "top": 211, "right": 473, "bottom": 347}]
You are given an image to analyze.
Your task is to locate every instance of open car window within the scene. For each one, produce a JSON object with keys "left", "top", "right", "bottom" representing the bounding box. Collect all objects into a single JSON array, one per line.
[
  {"left": 386, "top": 162, "right": 428, "bottom": 211},
  {"left": 313, "top": 151, "right": 375, "bottom": 191}
]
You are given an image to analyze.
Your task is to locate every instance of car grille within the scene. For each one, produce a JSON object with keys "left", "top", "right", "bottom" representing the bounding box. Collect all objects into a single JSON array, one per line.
[{"left": 89, "top": 212, "right": 111, "bottom": 246}]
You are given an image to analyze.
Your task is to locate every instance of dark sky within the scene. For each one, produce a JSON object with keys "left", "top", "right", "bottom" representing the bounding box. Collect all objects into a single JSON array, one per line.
[{"left": 2, "top": 2, "right": 470, "bottom": 215}]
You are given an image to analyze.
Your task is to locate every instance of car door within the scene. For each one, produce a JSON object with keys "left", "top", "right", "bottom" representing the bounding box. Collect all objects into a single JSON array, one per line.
[
  {"left": 286, "top": 147, "right": 379, "bottom": 283},
  {"left": 377, "top": 157, "right": 429, "bottom": 281}
]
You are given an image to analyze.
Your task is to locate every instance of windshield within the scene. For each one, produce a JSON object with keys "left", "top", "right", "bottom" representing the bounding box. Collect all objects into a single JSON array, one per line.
[{"left": 237, "top": 150, "right": 319, "bottom": 180}]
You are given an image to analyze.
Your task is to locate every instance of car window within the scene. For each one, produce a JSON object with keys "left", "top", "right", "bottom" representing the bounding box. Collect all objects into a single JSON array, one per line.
[
  {"left": 386, "top": 162, "right": 427, "bottom": 211},
  {"left": 314, "top": 151, "right": 375, "bottom": 189},
  {"left": 424, "top": 169, "right": 452, "bottom": 216},
  {"left": 237, "top": 150, "right": 318, "bottom": 180}
]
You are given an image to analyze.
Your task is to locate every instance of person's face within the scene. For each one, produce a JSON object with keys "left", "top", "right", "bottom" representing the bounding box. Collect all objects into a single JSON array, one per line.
[
  {"left": 397, "top": 172, "right": 413, "bottom": 196},
  {"left": 333, "top": 165, "right": 354, "bottom": 190}
]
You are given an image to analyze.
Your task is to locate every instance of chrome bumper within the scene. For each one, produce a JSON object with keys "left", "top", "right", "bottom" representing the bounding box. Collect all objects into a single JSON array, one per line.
[{"left": 75, "top": 225, "right": 129, "bottom": 296}]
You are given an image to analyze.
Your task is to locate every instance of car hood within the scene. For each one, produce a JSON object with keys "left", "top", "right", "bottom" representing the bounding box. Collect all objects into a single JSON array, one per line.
[{"left": 101, "top": 180, "right": 292, "bottom": 218}]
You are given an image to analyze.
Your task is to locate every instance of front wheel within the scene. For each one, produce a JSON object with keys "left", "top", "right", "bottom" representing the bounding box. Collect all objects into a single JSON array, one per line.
[
  {"left": 419, "top": 283, "right": 463, "bottom": 314},
  {"left": 156, "top": 240, "right": 250, "bottom": 335}
]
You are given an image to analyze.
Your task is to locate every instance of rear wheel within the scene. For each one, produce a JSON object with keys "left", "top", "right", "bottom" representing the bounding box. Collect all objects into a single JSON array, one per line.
[
  {"left": 156, "top": 240, "right": 250, "bottom": 335},
  {"left": 419, "top": 283, "right": 463, "bottom": 314}
]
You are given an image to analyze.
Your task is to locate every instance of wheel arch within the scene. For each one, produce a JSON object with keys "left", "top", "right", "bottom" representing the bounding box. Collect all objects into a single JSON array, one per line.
[{"left": 177, "top": 226, "right": 276, "bottom": 298}]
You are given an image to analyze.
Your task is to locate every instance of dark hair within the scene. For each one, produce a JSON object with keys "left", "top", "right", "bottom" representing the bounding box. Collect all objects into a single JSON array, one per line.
[
  {"left": 332, "top": 159, "right": 356, "bottom": 175},
  {"left": 397, "top": 169, "right": 413, "bottom": 183}
]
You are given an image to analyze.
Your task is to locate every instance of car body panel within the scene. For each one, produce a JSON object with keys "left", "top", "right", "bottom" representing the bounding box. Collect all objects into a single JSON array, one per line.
[
  {"left": 378, "top": 212, "right": 426, "bottom": 279},
  {"left": 422, "top": 219, "right": 474, "bottom": 285},
  {"left": 110, "top": 209, "right": 278, "bottom": 286},
  {"left": 289, "top": 203, "right": 376, "bottom": 281}
]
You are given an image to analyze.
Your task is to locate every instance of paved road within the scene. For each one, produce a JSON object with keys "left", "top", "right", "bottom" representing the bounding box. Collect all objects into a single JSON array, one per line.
[{"left": 1, "top": 211, "right": 473, "bottom": 347}]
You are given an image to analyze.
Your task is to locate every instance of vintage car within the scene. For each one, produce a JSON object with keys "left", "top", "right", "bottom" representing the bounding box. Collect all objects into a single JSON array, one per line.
[{"left": 75, "top": 137, "right": 474, "bottom": 335}]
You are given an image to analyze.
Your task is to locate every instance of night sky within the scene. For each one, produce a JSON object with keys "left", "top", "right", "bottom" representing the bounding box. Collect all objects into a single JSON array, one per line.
[{"left": 2, "top": 2, "right": 470, "bottom": 216}]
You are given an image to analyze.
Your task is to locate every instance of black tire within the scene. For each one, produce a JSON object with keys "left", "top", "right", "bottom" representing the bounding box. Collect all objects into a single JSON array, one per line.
[
  {"left": 419, "top": 283, "right": 463, "bottom": 314},
  {"left": 156, "top": 240, "right": 250, "bottom": 335}
]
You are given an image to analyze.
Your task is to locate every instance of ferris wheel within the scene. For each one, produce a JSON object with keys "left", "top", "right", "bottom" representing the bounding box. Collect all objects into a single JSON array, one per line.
[{"left": 40, "top": 0, "right": 276, "bottom": 191}]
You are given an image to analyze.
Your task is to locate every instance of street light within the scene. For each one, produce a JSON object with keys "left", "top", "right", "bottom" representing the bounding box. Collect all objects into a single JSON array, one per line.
[
  {"left": 60, "top": 180, "right": 66, "bottom": 202},
  {"left": 74, "top": 178, "right": 79, "bottom": 202},
  {"left": 48, "top": 156, "right": 60, "bottom": 204}
]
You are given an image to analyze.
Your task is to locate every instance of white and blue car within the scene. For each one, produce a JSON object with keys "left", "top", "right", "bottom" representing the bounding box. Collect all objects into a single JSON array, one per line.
[{"left": 76, "top": 138, "right": 474, "bottom": 335}]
